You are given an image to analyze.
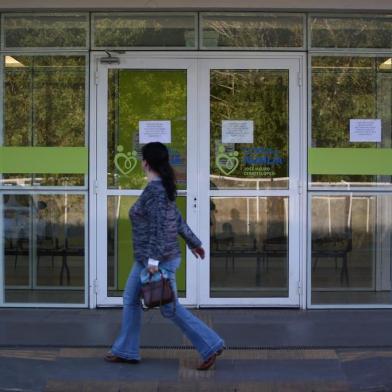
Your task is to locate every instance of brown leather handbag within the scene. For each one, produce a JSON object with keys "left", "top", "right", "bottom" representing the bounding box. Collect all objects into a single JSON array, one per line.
[{"left": 140, "top": 270, "right": 175, "bottom": 309}]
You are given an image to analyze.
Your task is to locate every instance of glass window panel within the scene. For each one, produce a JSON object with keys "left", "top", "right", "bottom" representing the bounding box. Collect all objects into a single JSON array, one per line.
[
  {"left": 311, "top": 194, "right": 392, "bottom": 305},
  {"left": 107, "top": 195, "right": 187, "bottom": 298},
  {"left": 1, "top": 55, "right": 87, "bottom": 187},
  {"left": 201, "top": 13, "right": 304, "bottom": 49},
  {"left": 108, "top": 69, "right": 187, "bottom": 190},
  {"left": 210, "top": 69, "right": 289, "bottom": 190},
  {"left": 92, "top": 13, "right": 196, "bottom": 48},
  {"left": 210, "top": 196, "right": 288, "bottom": 298},
  {"left": 311, "top": 56, "right": 392, "bottom": 187},
  {"left": 3, "top": 13, "right": 89, "bottom": 49},
  {"left": 2, "top": 193, "right": 86, "bottom": 304},
  {"left": 310, "top": 15, "right": 392, "bottom": 49}
]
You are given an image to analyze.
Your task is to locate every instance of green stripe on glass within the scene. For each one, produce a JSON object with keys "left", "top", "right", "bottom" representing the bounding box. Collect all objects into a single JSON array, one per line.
[
  {"left": 0, "top": 147, "right": 88, "bottom": 174},
  {"left": 309, "top": 148, "right": 392, "bottom": 175}
]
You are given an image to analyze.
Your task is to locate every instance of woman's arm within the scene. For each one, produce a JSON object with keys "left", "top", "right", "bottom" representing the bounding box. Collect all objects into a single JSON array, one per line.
[{"left": 176, "top": 207, "right": 202, "bottom": 250}]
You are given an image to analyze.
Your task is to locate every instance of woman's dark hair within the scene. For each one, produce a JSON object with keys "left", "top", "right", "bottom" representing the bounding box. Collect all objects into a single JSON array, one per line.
[{"left": 142, "top": 142, "right": 177, "bottom": 201}]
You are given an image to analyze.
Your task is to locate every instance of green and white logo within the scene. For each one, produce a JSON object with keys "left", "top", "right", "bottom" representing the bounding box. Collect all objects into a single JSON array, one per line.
[
  {"left": 114, "top": 145, "right": 138, "bottom": 176},
  {"left": 216, "top": 145, "right": 239, "bottom": 176}
]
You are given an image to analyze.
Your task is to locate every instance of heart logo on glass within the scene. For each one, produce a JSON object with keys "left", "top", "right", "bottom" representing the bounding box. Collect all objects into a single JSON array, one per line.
[
  {"left": 216, "top": 145, "right": 239, "bottom": 176},
  {"left": 114, "top": 145, "right": 138, "bottom": 176}
]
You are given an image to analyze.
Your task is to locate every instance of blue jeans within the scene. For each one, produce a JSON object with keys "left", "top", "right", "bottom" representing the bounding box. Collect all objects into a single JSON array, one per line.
[{"left": 111, "top": 257, "right": 225, "bottom": 361}]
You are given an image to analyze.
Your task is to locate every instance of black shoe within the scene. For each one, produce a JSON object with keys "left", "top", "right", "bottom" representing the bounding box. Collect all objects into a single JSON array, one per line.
[{"left": 104, "top": 352, "right": 140, "bottom": 364}]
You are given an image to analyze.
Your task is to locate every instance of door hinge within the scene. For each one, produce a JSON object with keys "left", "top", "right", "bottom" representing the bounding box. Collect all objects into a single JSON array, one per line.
[
  {"left": 297, "top": 72, "right": 302, "bottom": 87},
  {"left": 93, "top": 180, "right": 99, "bottom": 195},
  {"left": 95, "top": 71, "right": 99, "bottom": 85},
  {"left": 93, "top": 279, "right": 99, "bottom": 294},
  {"left": 297, "top": 281, "right": 302, "bottom": 295}
]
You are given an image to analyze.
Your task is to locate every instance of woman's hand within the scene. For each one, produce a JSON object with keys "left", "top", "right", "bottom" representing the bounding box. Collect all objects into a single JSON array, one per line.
[
  {"left": 147, "top": 265, "right": 159, "bottom": 274},
  {"left": 192, "top": 247, "right": 205, "bottom": 260}
]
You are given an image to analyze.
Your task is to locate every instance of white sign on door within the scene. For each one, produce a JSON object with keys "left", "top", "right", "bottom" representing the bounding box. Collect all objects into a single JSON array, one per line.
[
  {"left": 350, "top": 119, "right": 381, "bottom": 142},
  {"left": 222, "top": 120, "right": 254, "bottom": 144},
  {"left": 139, "top": 120, "right": 171, "bottom": 144}
]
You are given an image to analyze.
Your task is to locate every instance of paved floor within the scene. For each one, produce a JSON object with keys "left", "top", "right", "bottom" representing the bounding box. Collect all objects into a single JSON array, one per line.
[
  {"left": 1, "top": 309, "right": 392, "bottom": 391},
  {"left": 2, "top": 308, "right": 392, "bottom": 348},
  {"left": 1, "top": 347, "right": 392, "bottom": 391}
]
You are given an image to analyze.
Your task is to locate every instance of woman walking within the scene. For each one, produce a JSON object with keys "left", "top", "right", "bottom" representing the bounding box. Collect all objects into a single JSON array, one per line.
[{"left": 105, "top": 142, "right": 225, "bottom": 370}]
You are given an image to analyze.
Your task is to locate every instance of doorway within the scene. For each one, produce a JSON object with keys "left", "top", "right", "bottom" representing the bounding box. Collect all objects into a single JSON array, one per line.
[{"left": 92, "top": 53, "right": 304, "bottom": 307}]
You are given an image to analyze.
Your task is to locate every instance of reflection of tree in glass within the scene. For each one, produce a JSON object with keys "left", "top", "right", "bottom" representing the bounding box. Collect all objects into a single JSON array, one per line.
[
  {"left": 310, "top": 16, "right": 392, "bottom": 49},
  {"left": 203, "top": 14, "right": 303, "bottom": 48},
  {"left": 210, "top": 69, "right": 289, "bottom": 188},
  {"left": 312, "top": 56, "right": 392, "bottom": 185},
  {"left": 108, "top": 70, "right": 187, "bottom": 190},
  {"left": 94, "top": 15, "right": 195, "bottom": 47},
  {"left": 3, "top": 55, "right": 86, "bottom": 186},
  {"left": 4, "top": 15, "right": 88, "bottom": 48}
]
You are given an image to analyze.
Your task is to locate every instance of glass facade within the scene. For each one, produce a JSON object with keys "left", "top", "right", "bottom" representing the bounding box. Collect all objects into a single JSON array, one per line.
[
  {"left": 92, "top": 13, "right": 197, "bottom": 49},
  {"left": 210, "top": 69, "right": 289, "bottom": 190},
  {"left": 107, "top": 68, "right": 187, "bottom": 190},
  {"left": 309, "top": 14, "right": 392, "bottom": 49},
  {"left": 311, "top": 194, "right": 392, "bottom": 305},
  {"left": 210, "top": 196, "right": 288, "bottom": 298},
  {"left": 0, "top": 13, "right": 89, "bottom": 306},
  {"left": 2, "top": 54, "right": 87, "bottom": 187},
  {"left": 310, "top": 55, "right": 392, "bottom": 188},
  {"left": 3, "top": 193, "right": 86, "bottom": 303},
  {"left": 309, "top": 16, "right": 392, "bottom": 306},
  {"left": 0, "top": 10, "right": 390, "bottom": 308},
  {"left": 2, "top": 13, "right": 89, "bottom": 49},
  {"left": 201, "top": 13, "right": 304, "bottom": 49}
]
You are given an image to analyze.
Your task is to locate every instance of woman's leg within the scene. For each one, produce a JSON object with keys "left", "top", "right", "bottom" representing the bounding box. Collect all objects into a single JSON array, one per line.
[
  {"left": 161, "top": 259, "right": 225, "bottom": 361},
  {"left": 111, "top": 262, "right": 143, "bottom": 361}
]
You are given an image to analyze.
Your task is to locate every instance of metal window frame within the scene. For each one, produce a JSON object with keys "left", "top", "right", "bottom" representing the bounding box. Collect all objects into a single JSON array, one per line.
[
  {"left": 195, "top": 53, "right": 307, "bottom": 308},
  {"left": 307, "top": 51, "right": 392, "bottom": 308},
  {"left": 307, "top": 51, "right": 392, "bottom": 193},
  {"left": 0, "top": 51, "right": 90, "bottom": 191},
  {"left": 1, "top": 12, "right": 90, "bottom": 51},
  {"left": 91, "top": 11, "right": 199, "bottom": 51},
  {"left": 91, "top": 53, "right": 200, "bottom": 307},
  {"left": 199, "top": 12, "right": 307, "bottom": 51},
  {"left": 0, "top": 189, "right": 88, "bottom": 308},
  {"left": 307, "top": 191, "right": 392, "bottom": 309}
]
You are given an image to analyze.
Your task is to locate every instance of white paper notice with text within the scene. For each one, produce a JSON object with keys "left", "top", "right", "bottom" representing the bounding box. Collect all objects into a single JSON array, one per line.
[
  {"left": 350, "top": 119, "right": 381, "bottom": 142},
  {"left": 139, "top": 121, "right": 171, "bottom": 144},
  {"left": 222, "top": 120, "right": 254, "bottom": 144}
]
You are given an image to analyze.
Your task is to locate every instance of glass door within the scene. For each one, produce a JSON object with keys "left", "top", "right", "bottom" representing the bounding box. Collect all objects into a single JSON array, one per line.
[
  {"left": 198, "top": 57, "right": 302, "bottom": 306},
  {"left": 95, "top": 57, "right": 198, "bottom": 306}
]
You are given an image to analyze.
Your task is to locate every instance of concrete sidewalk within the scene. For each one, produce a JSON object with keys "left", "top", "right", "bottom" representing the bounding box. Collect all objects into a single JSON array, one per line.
[
  {"left": 1, "top": 308, "right": 392, "bottom": 391},
  {"left": 2, "top": 346, "right": 392, "bottom": 391},
  {"left": 1, "top": 308, "right": 392, "bottom": 348}
]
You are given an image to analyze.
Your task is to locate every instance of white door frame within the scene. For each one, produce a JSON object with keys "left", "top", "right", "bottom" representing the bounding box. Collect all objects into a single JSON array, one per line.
[
  {"left": 92, "top": 55, "right": 199, "bottom": 306},
  {"left": 89, "top": 52, "right": 307, "bottom": 309},
  {"left": 198, "top": 56, "right": 304, "bottom": 307}
]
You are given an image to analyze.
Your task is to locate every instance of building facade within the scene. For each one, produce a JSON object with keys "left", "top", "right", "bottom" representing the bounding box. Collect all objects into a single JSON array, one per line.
[{"left": 0, "top": 0, "right": 391, "bottom": 309}]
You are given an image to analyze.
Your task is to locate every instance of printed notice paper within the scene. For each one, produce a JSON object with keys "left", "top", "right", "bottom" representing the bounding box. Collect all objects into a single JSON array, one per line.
[
  {"left": 139, "top": 121, "right": 171, "bottom": 144},
  {"left": 222, "top": 120, "right": 254, "bottom": 144},
  {"left": 350, "top": 119, "right": 381, "bottom": 142}
]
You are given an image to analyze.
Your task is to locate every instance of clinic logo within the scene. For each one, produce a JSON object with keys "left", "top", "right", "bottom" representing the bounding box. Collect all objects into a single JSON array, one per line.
[
  {"left": 114, "top": 145, "right": 138, "bottom": 176},
  {"left": 216, "top": 145, "right": 239, "bottom": 176}
]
